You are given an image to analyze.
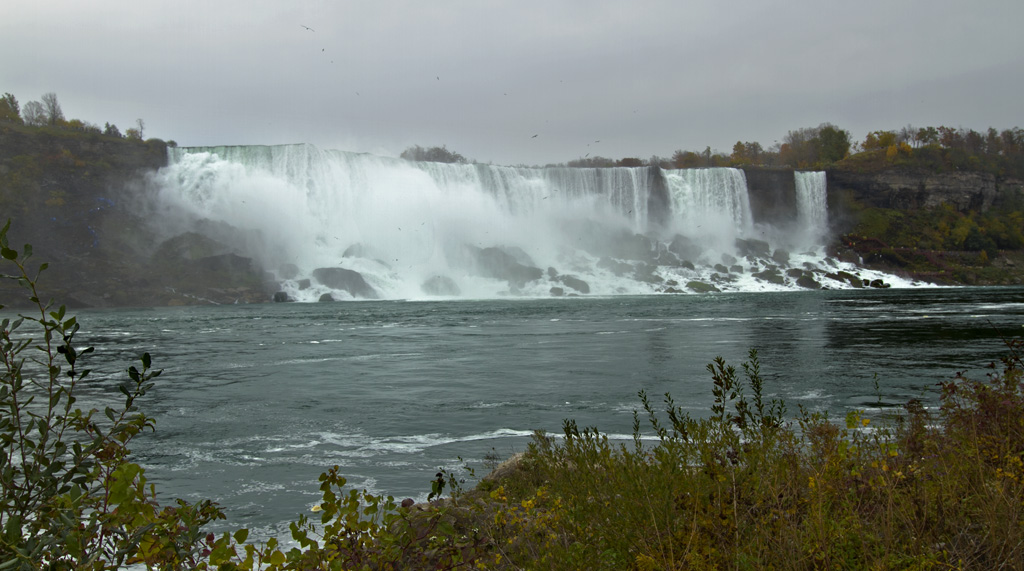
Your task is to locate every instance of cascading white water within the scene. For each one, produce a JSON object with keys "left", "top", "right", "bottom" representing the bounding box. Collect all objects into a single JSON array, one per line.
[
  {"left": 151, "top": 145, "right": 902, "bottom": 299},
  {"left": 794, "top": 171, "right": 829, "bottom": 250},
  {"left": 663, "top": 168, "right": 753, "bottom": 250}
]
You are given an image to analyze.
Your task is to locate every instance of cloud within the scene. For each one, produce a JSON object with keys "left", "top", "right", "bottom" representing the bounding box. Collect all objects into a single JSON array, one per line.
[{"left": 2, "top": 0, "right": 1022, "bottom": 165}]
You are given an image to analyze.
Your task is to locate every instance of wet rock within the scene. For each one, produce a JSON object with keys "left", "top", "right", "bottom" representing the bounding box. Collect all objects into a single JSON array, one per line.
[
  {"left": 753, "top": 269, "right": 785, "bottom": 285},
  {"left": 686, "top": 281, "right": 721, "bottom": 293},
  {"left": 714, "top": 263, "right": 730, "bottom": 274},
  {"left": 634, "top": 264, "right": 664, "bottom": 284},
  {"left": 475, "top": 247, "right": 543, "bottom": 286},
  {"left": 730, "top": 265, "right": 744, "bottom": 274},
  {"left": 549, "top": 287, "right": 564, "bottom": 297},
  {"left": 342, "top": 243, "right": 370, "bottom": 258},
  {"left": 297, "top": 279, "right": 311, "bottom": 290},
  {"left": 598, "top": 257, "right": 633, "bottom": 276},
  {"left": 558, "top": 275, "right": 590, "bottom": 294},
  {"left": 797, "top": 275, "right": 822, "bottom": 289},
  {"left": 273, "top": 291, "right": 290, "bottom": 302},
  {"left": 721, "top": 253, "right": 738, "bottom": 266},
  {"left": 312, "top": 267, "right": 379, "bottom": 299},
  {"left": 869, "top": 279, "right": 890, "bottom": 288},
  {"left": 826, "top": 271, "right": 864, "bottom": 288},
  {"left": 735, "top": 238, "right": 771, "bottom": 258},
  {"left": 421, "top": 275, "right": 461, "bottom": 296},
  {"left": 772, "top": 249, "right": 791, "bottom": 265},
  {"left": 668, "top": 234, "right": 702, "bottom": 261},
  {"left": 786, "top": 268, "right": 805, "bottom": 278},
  {"left": 318, "top": 293, "right": 335, "bottom": 302}
]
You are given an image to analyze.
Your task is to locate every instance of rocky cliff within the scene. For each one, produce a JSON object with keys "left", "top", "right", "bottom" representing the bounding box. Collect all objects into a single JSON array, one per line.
[
  {"left": 826, "top": 168, "right": 1021, "bottom": 213},
  {"left": 0, "top": 124, "right": 273, "bottom": 308}
]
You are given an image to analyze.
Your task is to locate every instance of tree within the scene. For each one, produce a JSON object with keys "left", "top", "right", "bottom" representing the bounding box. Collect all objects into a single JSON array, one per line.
[
  {"left": 135, "top": 118, "right": 145, "bottom": 140},
  {"left": 103, "top": 122, "right": 122, "bottom": 138},
  {"left": 0, "top": 93, "right": 21, "bottom": 123},
  {"left": 916, "top": 126, "right": 939, "bottom": 147},
  {"left": 671, "top": 150, "right": 702, "bottom": 168},
  {"left": 399, "top": 145, "right": 467, "bottom": 164},
  {"left": 40, "top": 92, "right": 64, "bottom": 126},
  {"left": 863, "top": 130, "right": 898, "bottom": 151},
  {"left": 21, "top": 100, "right": 46, "bottom": 126},
  {"left": 816, "top": 123, "right": 851, "bottom": 164}
]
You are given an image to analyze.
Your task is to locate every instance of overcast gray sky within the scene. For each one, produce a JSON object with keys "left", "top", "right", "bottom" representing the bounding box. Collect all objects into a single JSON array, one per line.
[{"left": 3, "top": 1, "right": 1022, "bottom": 166}]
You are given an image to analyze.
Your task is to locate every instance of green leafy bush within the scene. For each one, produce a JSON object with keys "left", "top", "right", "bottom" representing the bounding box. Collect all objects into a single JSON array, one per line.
[{"left": 0, "top": 220, "right": 226, "bottom": 569}]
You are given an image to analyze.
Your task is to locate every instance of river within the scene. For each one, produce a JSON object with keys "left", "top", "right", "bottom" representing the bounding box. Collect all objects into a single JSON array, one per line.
[{"left": 65, "top": 287, "right": 1024, "bottom": 539}]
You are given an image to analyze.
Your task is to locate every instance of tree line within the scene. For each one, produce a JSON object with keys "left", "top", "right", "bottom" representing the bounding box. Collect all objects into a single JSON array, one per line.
[{"left": 0, "top": 91, "right": 158, "bottom": 144}]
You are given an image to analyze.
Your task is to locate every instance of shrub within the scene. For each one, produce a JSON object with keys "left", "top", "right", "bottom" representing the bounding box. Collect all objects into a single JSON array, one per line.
[{"left": 0, "top": 220, "right": 225, "bottom": 569}]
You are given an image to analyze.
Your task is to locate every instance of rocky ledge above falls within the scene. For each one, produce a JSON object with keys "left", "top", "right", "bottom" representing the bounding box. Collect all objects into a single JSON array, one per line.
[{"left": 827, "top": 168, "right": 1023, "bottom": 214}]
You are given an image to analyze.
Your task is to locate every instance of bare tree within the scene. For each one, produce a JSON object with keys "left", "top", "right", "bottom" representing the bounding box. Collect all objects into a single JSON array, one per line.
[
  {"left": 136, "top": 118, "right": 145, "bottom": 139},
  {"left": 22, "top": 100, "right": 46, "bottom": 126},
  {"left": 40, "top": 92, "right": 64, "bottom": 125}
]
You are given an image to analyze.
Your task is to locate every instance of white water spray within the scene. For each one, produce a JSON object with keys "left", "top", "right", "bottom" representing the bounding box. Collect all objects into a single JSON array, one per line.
[
  {"left": 794, "top": 171, "right": 829, "bottom": 250},
  {"left": 150, "top": 145, "right": 911, "bottom": 299}
]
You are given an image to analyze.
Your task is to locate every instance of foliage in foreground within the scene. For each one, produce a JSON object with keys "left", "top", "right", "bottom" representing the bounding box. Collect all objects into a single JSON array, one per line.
[
  {"left": 467, "top": 348, "right": 1024, "bottom": 569},
  {"left": 3, "top": 218, "right": 1024, "bottom": 569}
]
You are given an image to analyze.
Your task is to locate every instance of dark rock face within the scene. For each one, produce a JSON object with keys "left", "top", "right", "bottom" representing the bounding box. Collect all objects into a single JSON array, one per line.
[
  {"left": 318, "top": 293, "right": 335, "bottom": 302},
  {"left": 742, "top": 167, "right": 798, "bottom": 226},
  {"left": 421, "top": 275, "right": 461, "bottom": 296},
  {"left": 772, "top": 249, "right": 791, "bottom": 265},
  {"left": 194, "top": 253, "right": 255, "bottom": 274},
  {"left": 646, "top": 167, "right": 672, "bottom": 229},
  {"left": 828, "top": 169, "right": 999, "bottom": 213},
  {"left": 273, "top": 291, "right": 290, "bottom": 302},
  {"left": 549, "top": 286, "right": 564, "bottom": 297},
  {"left": 312, "top": 267, "right": 379, "bottom": 299}
]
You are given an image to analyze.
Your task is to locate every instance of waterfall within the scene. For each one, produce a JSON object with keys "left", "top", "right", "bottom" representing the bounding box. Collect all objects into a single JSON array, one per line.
[
  {"left": 794, "top": 171, "right": 828, "bottom": 249},
  {"left": 151, "top": 145, "right": 857, "bottom": 299},
  {"left": 663, "top": 168, "right": 753, "bottom": 246}
]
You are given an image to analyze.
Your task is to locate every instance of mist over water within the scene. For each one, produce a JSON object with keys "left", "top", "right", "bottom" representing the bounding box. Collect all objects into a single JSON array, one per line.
[{"left": 151, "top": 144, "right": 914, "bottom": 301}]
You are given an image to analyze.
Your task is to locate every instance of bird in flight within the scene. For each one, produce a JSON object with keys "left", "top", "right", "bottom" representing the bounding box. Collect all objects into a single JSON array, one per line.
[
  {"left": 531, "top": 134, "right": 538, "bottom": 138},
  {"left": 300, "top": 25, "right": 315, "bottom": 32}
]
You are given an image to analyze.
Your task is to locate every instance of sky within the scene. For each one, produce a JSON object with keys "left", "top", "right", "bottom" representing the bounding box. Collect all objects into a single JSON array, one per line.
[{"left": 3, "top": 0, "right": 1023, "bottom": 166}]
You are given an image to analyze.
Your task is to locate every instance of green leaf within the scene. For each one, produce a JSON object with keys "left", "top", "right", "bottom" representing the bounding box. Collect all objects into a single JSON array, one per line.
[
  {"left": 141, "top": 352, "right": 151, "bottom": 369},
  {"left": 234, "top": 528, "right": 249, "bottom": 544},
  {"left": 0, "top": 247, "right": 16, "bottom": 261}
]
